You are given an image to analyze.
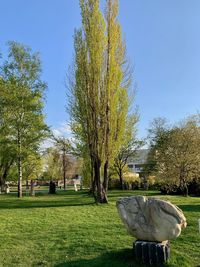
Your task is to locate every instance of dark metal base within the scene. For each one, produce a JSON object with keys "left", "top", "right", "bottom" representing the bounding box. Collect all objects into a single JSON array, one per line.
[{"left": 134, "top": 240, "right": 170, "bottom": 265}]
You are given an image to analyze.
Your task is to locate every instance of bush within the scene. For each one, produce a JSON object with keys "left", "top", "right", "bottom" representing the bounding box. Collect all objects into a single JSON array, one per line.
[
  {"left": 147, "top": 176, "right": 156, "bottom": 186},
  {"left": 160, "top": 184, "right": 182, "bottom": 195},
  {"left": 108, "top": 178, "right": 140, "bottom": 190},
  {"left": 123, "top": 172, "right": 140, "bottom": 190},
  {"left": 108, "top": 178, "right": 121, "bottom": 190},
  {"left": 160, "top": 178, "right": 200, "bottom": 196},
  {"left": 188, "top": 178, "right": 200, "bottom": 196}
]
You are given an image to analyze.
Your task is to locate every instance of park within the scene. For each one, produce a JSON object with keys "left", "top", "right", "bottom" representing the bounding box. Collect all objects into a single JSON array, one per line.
[
  {"left": 0, "top": 188, "right": 199, "bottom": 267},
  {"left": 0, "top": 0, "right": 200, "bottom": 266}
]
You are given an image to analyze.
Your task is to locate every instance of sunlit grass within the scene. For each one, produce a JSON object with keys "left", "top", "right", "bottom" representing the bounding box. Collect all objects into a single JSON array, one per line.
[{"left": 0, "top": 189, "right": 199, "bottom": 267}]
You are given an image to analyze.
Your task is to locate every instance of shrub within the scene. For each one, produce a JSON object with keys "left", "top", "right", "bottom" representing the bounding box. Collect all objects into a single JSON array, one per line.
[
  {"left": 108, "top": 178, "right": 121, "bottom": 190},
  {"left": 160, "top": 184, "right": 182, "bottom": 195},
  {"left": 188, "top": 178, "right": 200, "bottom": 196},
  {"left": 108, "top": 176, "right": 140, "bottom": 190},
  {"left": 160, "top": 179, "right": 200, "bottom": 196}
]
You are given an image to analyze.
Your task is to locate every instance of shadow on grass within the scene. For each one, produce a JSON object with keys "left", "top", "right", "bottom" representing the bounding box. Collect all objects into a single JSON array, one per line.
[
  {"left": 55, "top": 248, "right": 170, "bottom": 267},
  {"left": 108, "top": 190, "right": 162, "bottom": 199},
  {"left": 0, "top": 190, "right": 167, "bottom": 210},
  {"left": 178, "top": 204, "right": 200, "bottom": 212},
  {"left": 0, "top": 190, "right": 95, "bottom": 209},
  {"left": 55, "top": 249, "right": 145, "bottom": 267},
  {"left": 8, "top": 189, "right": 89, "bottom": 197}
]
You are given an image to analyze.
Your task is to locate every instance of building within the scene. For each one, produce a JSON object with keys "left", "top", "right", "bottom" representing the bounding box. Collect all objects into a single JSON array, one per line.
[{"left": 127, "top": 149, "right": 150, "bottom": 175}]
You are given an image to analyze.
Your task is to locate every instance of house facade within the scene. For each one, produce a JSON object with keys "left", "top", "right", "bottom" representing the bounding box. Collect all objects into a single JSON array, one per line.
[{"left": 127, "top": 149, "right": 150, "bottom": 175}]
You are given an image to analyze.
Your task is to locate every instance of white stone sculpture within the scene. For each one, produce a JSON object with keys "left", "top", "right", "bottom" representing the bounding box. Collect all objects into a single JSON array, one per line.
[{"left": 116, "top": 196, "right": 186, "bottom": 242}]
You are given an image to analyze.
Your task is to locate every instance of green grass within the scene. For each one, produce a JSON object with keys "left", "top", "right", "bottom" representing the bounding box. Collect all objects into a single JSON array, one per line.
[{"left": 0, "top": 190, "right": 199, "bottom": 267}]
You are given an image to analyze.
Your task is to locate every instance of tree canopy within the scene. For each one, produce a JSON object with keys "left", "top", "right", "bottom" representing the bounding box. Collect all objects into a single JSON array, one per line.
[
  {"left": 0, "top": 42, "right": 48, "bottom": 197},
  {"left": 68, "top": 0, "right": 136, "bottom": 203},
  {"left": 147, "top": 115, "right": 200, "bottom": 196}
]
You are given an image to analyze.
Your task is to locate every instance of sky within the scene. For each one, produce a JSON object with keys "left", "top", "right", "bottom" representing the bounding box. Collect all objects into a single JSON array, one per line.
[{"left": 1, "top": 0, "right": 200, "bottom": 139}]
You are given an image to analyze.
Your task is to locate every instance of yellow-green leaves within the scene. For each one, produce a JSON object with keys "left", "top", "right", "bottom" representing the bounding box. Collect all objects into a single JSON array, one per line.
[{"left": 69, "top": 0, "right": 134, "bottom": 201}]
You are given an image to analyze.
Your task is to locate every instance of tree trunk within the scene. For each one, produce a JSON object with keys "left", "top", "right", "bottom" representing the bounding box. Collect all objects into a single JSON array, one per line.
[
  {"left": 0, "top": 172, "right": 6, "bottom": 193},
  {"left": 30, "top": 180, "right": 35, "bottom": 196},
  {"left": 119, "top": 169, "right": 123, "bottom": 190},
  {"left": 181, "top": 181, "right": 188, "bottom": 197},
  {"left": 97, "top": 183, "right": 108, "bottom": 204},
  {"left": 0, "top": 162, "right": 12, "bottom": 194},
  {"left": 93, "top": 158, "right": 108, "bottom": 204},
  {"left": 90, "top": 160, "right": 95, "bottom": 194},
  {"left": 0, "top": 179, "right": 5, "bottom": 193},
  {"left": 103, "top": 160, "right": 109, "bottom": 192},
  {"left": 179, "top": 165, "right": 188, "bottom": 197},
  {"left": 26, "top": 179, "right": 29, "bottom": 195},
  {"left": 17, "top": 132, "right": 23, "bottom": 198},
  {"left": 184, "top": 184, "right": 188, "bottom": 197},
  {"left": 18, "top": 156, "right": 23, "bottom": 198},
  {"left": 63, "top": 149, "right": 67, "bottom": 190}
]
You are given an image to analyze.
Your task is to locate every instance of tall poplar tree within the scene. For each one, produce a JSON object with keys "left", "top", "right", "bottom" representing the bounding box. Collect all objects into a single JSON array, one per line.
[
  {"left": 0, "top": 42, "right": 48, "bottom": 197},
  {"left": 103, "top": 0, "right": 131, "bottom": 191},
  {"left": 69, "top": 0, "right": 133, "bottom": 203}
]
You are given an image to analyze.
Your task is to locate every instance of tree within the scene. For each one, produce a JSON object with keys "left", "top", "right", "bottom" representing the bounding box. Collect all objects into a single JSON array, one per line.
[
  {"left": 148, "top": 116, "right": 200, "bottom": 196},
  {"left": 102, "top": 0, "right": 132, "bottom": 192},
  {"left": 112, "top": 114, "right": 142, "bottom": 189},
  {"left": 68, "top": 0, "right": 133, "bottom": 203},
  {"left": 0, "top": 134, "right": 15, "bottom": 192},
  {"left": 42, "top": 146, "right": 81, "bottom": 186},
  {"left": 113, "top": 139, "right": 143, "bottom": 189},
  {"left": 144, "top": 117, "right": 170, "bottom": 177},
  {"left": 0, "top": 78, "right": 16, "bottom": 192},
  {"left": 23, "top": 152, "right": 43, "bottom": 194},
  {"left": 0, "top": 42, "right": 48, "bottom": 197},
  {"left": 52, "top": 135, "right": 71, "bottom": 190},
  {"left": 42, "top": 147, "right": 63, "bottom": 181},
  {"left": 70, "top": 0, "right": 107, "bottom": 203}
]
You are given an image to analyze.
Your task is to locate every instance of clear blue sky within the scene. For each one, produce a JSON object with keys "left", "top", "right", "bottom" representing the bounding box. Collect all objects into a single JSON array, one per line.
[{"left": 1, "top": 0, "right": 200, "bottom": 138}]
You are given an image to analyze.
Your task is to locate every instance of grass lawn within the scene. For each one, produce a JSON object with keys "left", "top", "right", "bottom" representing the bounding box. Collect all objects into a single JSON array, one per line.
[{"left": 0, "top": 189, "right": 199, "bottom": 267}]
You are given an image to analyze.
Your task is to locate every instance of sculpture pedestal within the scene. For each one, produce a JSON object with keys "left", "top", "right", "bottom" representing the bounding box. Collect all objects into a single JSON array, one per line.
[{"left": 134, "top": 240, "right": 170, "bottom": 265}]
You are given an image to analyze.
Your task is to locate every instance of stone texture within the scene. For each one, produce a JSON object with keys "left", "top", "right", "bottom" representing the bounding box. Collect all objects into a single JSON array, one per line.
[{"left": 116, "top": 196, "right": 186, "bottom": 242}]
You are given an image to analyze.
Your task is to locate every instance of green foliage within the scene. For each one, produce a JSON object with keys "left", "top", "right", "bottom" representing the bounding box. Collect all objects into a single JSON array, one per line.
[
  {"left": 146, "top": 175, "right": 156, "bottom": 186},
  {"left": 123, "top": 172, "right": 140, "bottom": 183},
  {"left": 42, "top": 146, "right": 82, "bottom": 184},
  {"left": 112, "top": 114, "right": 142, "bottom": 188},
  {"left": 147, "top": 115, "right": 200, "bottom": 195},
  {"left": 23, "top": 153, "right": 43, "bottom": 181},
  {"left": 68, "top": 0, "right": 134, "bottom": 202},
  {"left": 81, "top": 155, "right": 92, "bottom": 188},
  {"left": 52, "top": 135, "right": 72, "bottom": 189},
  {"left": 0, "top": 42, "right": 48, "bottom": 196},
  {"left": 42, "top": 148, "right": 63, "bottom": 180}
]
